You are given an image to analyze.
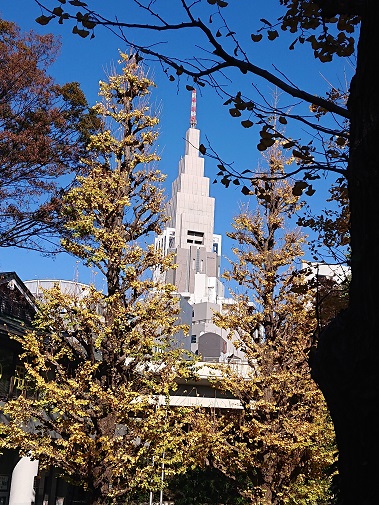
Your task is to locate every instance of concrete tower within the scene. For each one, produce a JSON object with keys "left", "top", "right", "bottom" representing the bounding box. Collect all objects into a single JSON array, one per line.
[
  {"left": 156, "top": 90, "right": 223, "bottom": 304},
  {"left": 155, "top": 92, "right": 243, "bottom": 362}
]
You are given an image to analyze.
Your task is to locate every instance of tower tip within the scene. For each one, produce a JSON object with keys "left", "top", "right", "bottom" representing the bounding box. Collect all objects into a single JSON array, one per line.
[{"left": 190, "top": 89, "right": 197, "bottom": 128}]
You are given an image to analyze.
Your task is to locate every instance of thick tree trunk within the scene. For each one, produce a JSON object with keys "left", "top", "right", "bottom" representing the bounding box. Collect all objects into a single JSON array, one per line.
[{"left": 311, "top": 3, "right": 379, "bottom": 504}]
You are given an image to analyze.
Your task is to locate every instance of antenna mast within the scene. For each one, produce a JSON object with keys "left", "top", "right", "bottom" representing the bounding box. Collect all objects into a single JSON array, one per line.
[{"left": 190, "top": 89, "right": 197, "bottom": 128}]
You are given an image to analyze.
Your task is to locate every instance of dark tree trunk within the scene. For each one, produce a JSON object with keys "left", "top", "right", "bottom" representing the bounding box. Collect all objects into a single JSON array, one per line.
[{"left": 311, "top": 3, "right": 379, "bottom": 504}]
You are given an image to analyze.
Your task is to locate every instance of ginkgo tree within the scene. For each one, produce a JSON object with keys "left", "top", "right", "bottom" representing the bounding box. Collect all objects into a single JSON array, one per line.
[
  {"left": 30, "top": 3, "right": 379, "bottom": 502},
  {"left": 210, "top": 142, "right": 337, "bottom": 505},
  {"left": 0, "top": 53, "right": 198, "bottom": 505}
]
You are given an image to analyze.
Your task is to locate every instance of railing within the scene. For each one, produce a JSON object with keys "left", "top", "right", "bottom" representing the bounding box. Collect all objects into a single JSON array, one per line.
[
  {"left": 0, "top": 365, "right": 37, "bottom": 401},
  {"left": 0, "top": 294, "right": 34, "bottom": 323}
]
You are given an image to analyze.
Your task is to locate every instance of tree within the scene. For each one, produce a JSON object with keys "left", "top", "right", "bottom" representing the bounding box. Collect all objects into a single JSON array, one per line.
[
  {"left": 0, "top": 54, "right": 197, "bottom": 505},
  {"left": 208, "top": 142, "right": 337, "bottom": 504},
  {"left": 0, "top": 18, "right": 99, "bottom": 251},
  {"left": 31, "top": 2, "right": 379, "bottom": 502},
  {"left": 298, "top": 177, "right": 350, "bottom": 264},
  {"left": 298, "top": 177, "right": 350, "bottom": 335},
  {"left": 167, "top": 466, "right": 251, "bottom": 505}
]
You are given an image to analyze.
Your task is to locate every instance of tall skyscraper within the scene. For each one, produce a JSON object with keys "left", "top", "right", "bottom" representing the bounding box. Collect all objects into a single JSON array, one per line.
[{"left": 155, "top": 91, "right": 243, "bottom": 362}]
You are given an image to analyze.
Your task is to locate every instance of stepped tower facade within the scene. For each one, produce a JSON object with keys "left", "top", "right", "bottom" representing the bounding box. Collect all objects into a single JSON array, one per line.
[{"left": 155, "top": 91, "right": 243, "bottom": 362}]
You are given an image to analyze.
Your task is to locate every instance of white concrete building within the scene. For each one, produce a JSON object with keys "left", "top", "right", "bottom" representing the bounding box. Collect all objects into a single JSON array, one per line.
[
  {"left": 1, "top": 94, "right": 249, "bottom": 505},
  {"left": 301, "top": 260, "right": 350, "bottom": 284},
  {"left": 24, "top": 279, "right": 91, "bottom": 300},
  {"left": 154, "top": 91, "right": 243, "bottom": 362}
]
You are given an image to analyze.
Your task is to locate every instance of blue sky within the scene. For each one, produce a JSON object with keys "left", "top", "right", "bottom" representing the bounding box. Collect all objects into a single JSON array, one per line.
[{"left": 0, "top": 0, "right": 351, "bottom": 288}]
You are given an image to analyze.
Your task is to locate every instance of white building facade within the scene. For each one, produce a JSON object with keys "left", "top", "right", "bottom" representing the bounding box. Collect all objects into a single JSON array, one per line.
[{"left": 155, "top": 91, "right": 243, "bottom": 362}]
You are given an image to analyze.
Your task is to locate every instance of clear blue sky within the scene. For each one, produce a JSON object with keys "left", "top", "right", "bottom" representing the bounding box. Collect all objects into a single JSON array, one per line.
[{"left": 0, "top": 0, "right": 351, "bottom": 287}]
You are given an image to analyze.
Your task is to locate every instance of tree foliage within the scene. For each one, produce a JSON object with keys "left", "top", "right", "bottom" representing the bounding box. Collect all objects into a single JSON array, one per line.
[
  {"left": 167, "top": 466, "right": 251, "bottom": 505},
  {"left": 0, "top": 18, "right": 99, "bottom": 251},
  {"left": 33, "top": 0, "right": 352, "bottom": 186},
  {"left": 16, "top": 1, "right": 379, "bottom": 502},
  {"left": 0, "top": 54, "right": 197, "bottom": 505},
  {"left": 298, "top": 177, "right": 350, "bottom": 264},
  {"left": 211, "top": 143, "right": 337, "bottom": 504}
]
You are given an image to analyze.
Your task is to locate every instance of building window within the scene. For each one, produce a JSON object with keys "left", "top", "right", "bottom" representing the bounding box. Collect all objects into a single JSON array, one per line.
[
  {"left": 191, "top": 335, "right": 197, "bottom": 343},
  {"left": 187, "top": 230, "right": 204, "bottom": 245},
  {"left": 0, "top": 349, "right": 15, "bottom": 398},
  {"left": 213, "top": 243, "right": 218, "bottom": 254}
]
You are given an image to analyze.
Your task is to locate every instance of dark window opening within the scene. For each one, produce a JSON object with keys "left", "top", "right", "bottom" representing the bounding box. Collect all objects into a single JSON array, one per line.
[{"left": 187, "top": 230, "right": 204, "bottom": 237}]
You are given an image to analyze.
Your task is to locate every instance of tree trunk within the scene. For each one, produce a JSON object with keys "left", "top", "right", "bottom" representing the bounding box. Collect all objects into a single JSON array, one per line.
[{"left": 311, "top": 3, "right": 379, "bottom": 504}]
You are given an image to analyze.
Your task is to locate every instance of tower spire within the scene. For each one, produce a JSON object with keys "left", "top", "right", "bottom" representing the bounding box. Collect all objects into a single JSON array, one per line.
[{"left": 190, "top": 89, "right": 197, "bottom": 128}]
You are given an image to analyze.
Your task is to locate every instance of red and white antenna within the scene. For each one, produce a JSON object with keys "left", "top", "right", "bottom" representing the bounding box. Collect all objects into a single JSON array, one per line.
[{"left": 190, "top": 89, "right": 197, "bottom": 128}]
